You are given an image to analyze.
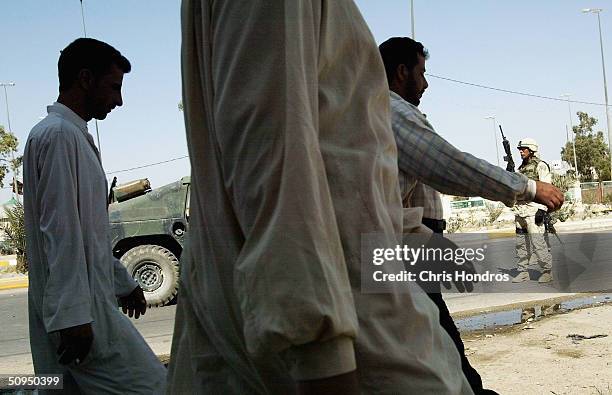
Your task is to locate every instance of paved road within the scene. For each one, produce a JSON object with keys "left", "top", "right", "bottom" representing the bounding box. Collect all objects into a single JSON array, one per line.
[
  {"left": 2, "top": 231, "right": 610, "bottom": 374},
  {"left": 0, "top": 288, "right": 175, "bottom": 374},
  {"left": 439, "top": 230, "right": 612, "bottom": 317}
]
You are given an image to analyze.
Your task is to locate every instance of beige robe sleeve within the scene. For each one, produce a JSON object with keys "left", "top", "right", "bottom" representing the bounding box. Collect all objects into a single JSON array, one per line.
[
  {"left": 183, "top": 0, "right": 358, "bottom": 380},
  {"left": 403, "top": 207, "right": 433, "bottom": 235}
]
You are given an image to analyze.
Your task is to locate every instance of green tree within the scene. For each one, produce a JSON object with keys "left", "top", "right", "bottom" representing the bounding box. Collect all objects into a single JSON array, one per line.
[
  {"left": 3, "top": 200, "right": 26, "bottom": 272},
  {"left": 551, "top": 172, "right": 577, "bottom": 193},
  {"left": 560, "top": 112, "right": 610, "bottom": 181},
  {"left": 0, "top": 125, "right": 22, "bottom": 188}
]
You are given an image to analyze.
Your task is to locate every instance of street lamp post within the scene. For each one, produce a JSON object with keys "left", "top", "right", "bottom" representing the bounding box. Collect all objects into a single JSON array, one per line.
[
  {"left": 410, "top": 0, "right": 415, "bottom": 39},
  {"left": 582, "top": 8, "right": 612, "bottom": 180},
  {"left": 79, "top": 0, "right": 103, "bottom": 160},
  {"left": 0, "top": 82, "right": 15, "bottom": 132},
  {"left": 0, "top": 82, "right": 18, "bottom": 199},
  {"left": 561, "top": 93, "right": 579, "bottom": 175},
  {"left": 485, "top": 115, "right": 501, "bottom": 167}
]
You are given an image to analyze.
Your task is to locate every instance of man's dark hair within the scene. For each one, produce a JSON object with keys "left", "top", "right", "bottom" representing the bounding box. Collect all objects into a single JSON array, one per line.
[
  {"left": 58, "top": 38, "right": 131, "bottom": 92},
  {"left": 378, "top": 37, "right": 429, "bottom": 86}
]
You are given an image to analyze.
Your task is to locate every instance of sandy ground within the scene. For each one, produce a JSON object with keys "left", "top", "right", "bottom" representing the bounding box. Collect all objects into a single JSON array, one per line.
[{"left": 466, "top": 304, "right": 612, "bottom": 395}]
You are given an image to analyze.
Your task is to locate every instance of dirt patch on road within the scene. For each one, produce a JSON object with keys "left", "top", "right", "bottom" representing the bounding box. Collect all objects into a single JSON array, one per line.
[{"left": 464, "top": 304, "right": 612, "bottom": 394}]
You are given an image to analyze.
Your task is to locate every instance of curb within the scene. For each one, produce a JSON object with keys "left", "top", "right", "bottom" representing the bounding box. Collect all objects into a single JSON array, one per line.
[
  {"left": 451, "top": 292, "right": 612, "bottom": 332},
  {"left": 0, "top": 276, "right": 28, "bottom": 290},
  {"left": 450, "top": 293, "right": 580, "bottom": 319},
  {"left": 486, "top": 231, "right": 514, "bottom": 239}
]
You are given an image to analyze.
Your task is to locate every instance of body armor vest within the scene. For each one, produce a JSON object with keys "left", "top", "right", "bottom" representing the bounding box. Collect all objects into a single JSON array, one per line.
[{"left": 518, "top": 157, "right": 549, "bottom": 181}]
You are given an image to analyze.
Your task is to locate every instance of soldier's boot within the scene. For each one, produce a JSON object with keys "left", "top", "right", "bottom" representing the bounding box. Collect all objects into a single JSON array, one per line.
[
  {"left": 512, "top": 271, "right": 530, "bottom": 283},
  {"left": 538, "top": 271, "right": 553, "bottom": 283}
]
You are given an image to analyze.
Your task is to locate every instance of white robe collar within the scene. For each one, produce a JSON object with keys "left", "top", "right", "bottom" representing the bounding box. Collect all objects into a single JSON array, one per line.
[
  {"left": 47, "top": 102, "right": 101, "bottom": 161},
  {"left": 47, "top": 102, "right": 88, "bottom": 134}
]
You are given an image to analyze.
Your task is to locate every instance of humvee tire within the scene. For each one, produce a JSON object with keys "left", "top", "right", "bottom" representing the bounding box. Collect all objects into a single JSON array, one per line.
[{"left": 121, "top": 245, "right": 179, "bottom": 307}]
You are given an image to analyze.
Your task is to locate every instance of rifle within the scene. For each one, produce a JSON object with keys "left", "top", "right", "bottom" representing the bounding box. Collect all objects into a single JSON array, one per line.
[
  {"left": 499, "top": 125, "right": 515, "bottom": 172},
  {"left": 536, "top": 209, "right": 563, "bottom": 244}
]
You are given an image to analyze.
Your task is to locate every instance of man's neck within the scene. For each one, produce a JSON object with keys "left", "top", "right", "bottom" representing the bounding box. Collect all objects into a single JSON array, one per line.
[
  {"left": 390, "top": 86, "right": 419, "bottom": 107},
  {"left": 57, "top": 92, "right": 91, "bottom": 122}
]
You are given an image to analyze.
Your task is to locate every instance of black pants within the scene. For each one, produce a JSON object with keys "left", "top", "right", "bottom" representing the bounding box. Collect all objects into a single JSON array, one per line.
[{"left": 421, "top": 218, "right": 497, "bottom": 395}]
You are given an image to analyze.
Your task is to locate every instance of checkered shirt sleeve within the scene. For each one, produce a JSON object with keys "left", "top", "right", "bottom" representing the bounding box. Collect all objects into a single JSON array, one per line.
[{"left": 390, "top": 92, "right": 530, "bottom": 207}]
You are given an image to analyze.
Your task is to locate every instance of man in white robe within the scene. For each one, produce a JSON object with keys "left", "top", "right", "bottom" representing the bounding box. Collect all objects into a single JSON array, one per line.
[
  {"left": 24, "top": 38, "right": 166, "bottom": 394},
  {"left": 169, "top": 1, "right": 472, "bottom": 393}
]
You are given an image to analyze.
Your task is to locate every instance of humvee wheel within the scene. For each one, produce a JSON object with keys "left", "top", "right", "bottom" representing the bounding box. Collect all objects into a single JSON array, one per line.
[{"left": 121, "top": 245, "right": 179, "bottom": 307}]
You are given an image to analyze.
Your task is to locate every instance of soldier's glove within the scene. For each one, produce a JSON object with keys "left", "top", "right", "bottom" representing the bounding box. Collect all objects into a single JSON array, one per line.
[
  {"left": 120, "top": 285, "right": 147, "bottom": 319},
  {"left": 57, "top": 323, "right": 94, "bottom": 365}
]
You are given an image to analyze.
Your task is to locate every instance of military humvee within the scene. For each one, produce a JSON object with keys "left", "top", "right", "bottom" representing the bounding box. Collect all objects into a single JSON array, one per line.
[{"left": 108, "top": 177, "right": 190, "bottom": 307}]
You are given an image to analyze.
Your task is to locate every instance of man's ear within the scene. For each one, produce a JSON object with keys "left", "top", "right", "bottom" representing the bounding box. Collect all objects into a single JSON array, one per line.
[
  {"left": 395, "top": 64, "right": 409, "bottom": 83},
  {"left": 77, "top": 69, "right": 95, "bottom": 91}
]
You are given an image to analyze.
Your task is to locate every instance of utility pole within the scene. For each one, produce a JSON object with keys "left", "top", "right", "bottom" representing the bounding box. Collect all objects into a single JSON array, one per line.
[
  {"left": 582, "top": 8, "right": 612, "bottom": 181},
  {"left": 79, "top": 0, "right": 103, "bottom": 159},
  {"left": 485, "top": 115, "right": 501, "bottom": 167},
  {"left": 561, "top": 94, "right": 579, "bottom": 175},
  {"left": 1, "top": 83, "right": 15, "bottom": 132},
  {"left": 410, "top": 0, "right": 415, "bottom": 39}
]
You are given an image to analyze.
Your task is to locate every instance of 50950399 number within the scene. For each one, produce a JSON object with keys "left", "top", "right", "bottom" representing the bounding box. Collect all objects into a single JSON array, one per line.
[{"left": 0, "top": 374, "right": 63, "bottom": 389}]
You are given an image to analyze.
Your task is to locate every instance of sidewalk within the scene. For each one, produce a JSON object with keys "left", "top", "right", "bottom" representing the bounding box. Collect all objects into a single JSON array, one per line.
[
  {"left": 446, "top": 292, "right": 579, "bottom": 317},
  {"left": 0, "top": 273, "right": 27, "bottom": 290},
  {"left": 446, "top": 292, "right": 612, "bottom": 336}
]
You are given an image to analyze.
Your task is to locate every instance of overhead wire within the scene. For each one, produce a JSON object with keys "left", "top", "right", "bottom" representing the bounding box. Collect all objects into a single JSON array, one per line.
[
  {"left": 426, "top": 73, "right": 612, "bottom": 107},
  {"left": 105, "top": 155, "right": 188, "bottom": 175}
]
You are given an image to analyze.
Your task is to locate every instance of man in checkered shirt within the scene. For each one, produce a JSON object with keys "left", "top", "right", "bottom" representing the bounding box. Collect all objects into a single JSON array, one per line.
[{"left": 379, "top": 37, "right": 564, "bottom": 395}]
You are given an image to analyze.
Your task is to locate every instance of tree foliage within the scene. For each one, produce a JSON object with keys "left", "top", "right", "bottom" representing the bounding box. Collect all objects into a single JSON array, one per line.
[
  {"left": 0, "top": 125, "right": 21, "bottom": 188},
  {"left": 560, "top": 111, "right": 610, "bottom": 182},
  {"left": 484, "top": 201, "right": 504, "bottom": 224},
  {"left": 551, "top": 172, "right": 577, "bottom": 193},
  {"left": 3, "top": 200, "right": 26, "bottom": 273}
]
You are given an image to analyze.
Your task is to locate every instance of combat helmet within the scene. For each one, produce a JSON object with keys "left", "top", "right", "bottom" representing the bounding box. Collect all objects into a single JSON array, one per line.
[{"left": 517, "top": 137, "right": 539, "bottom": 152}]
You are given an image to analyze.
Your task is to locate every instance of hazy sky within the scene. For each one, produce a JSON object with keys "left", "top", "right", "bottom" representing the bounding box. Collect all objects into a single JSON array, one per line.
[{"left": 1, "top": 1, "right": 611, "bottom": 203}]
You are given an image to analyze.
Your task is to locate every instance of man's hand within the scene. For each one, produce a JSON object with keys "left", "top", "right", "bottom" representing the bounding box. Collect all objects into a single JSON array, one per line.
[
  {"left": 423, "top": 233, "right": 476, "bottom": 293},
  {"left": 440, "top": 259, "right": 476, "bottom": 293},
  {"left": 297, "top": 371, "right": 359, "bottom": 395},
  {"left": 119, "top": 286, "right": 147, "bottom": 319},
  {"left": 57, "top": 323, "right": 93, "bottom": 365},
  {"left": 534, "top": 181, "right": 564, "bottom": 212}
]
